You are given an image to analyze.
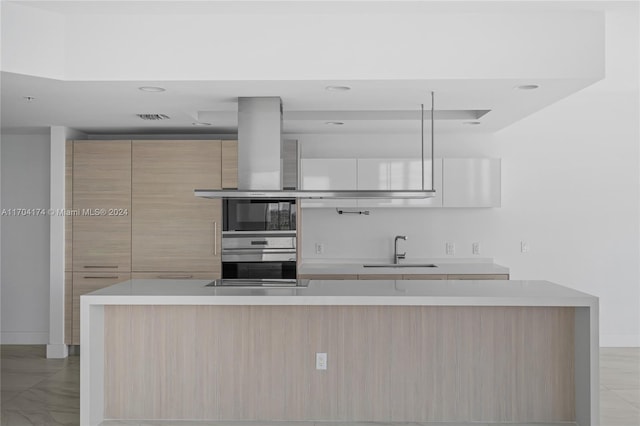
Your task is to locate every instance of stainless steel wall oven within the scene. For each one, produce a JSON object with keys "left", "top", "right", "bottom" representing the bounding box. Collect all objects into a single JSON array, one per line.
[{"left": 221, "top": 199, "right": 297, "bottom": 280}]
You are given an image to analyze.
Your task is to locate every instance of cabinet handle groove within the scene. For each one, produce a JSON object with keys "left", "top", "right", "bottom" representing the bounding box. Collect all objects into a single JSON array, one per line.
[
  {"left": 83, "top": 276, "right": 119, "bottom": 279},
  {"left": 83, "top": 265, "right": 118, "bottom": 269},
  {"left": 156, "top": 274, "right": 193, "bottom": 279}
]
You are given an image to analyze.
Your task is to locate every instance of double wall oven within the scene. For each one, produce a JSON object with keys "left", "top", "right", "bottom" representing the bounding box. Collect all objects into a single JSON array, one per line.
[{"left": 221, "top": 199, "right": 297, "bottom": 280}]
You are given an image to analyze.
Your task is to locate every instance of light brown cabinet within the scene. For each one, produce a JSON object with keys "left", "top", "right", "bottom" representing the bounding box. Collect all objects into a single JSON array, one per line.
[
  {"left": 221, "top": 140, "right": 238, "bottom": 189},
  {"left": 66, "top": 139, "right": 233, "bottom": 345},
  {"left": 68, "top": 140, "right": 132, "bottom": 344},
  {"left": 131, "top": 140, "right": 222, "bottom": 275},
  {"left": 72, "top": 140, "right": 132, "bottom": 271}
]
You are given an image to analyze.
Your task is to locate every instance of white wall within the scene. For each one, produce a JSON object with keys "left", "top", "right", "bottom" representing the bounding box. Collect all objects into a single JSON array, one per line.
[
  {"left": 2, "top": 2, "right": 603, "bottom": 82},
  {"left": 0, "top": 1, "right": 65, "bottom": 79},
  {"left": 299, "top": 7, "right": 639, "bottom": 347},
  {"left": 1, "top": 131, "right": 51, "bottom": 343}
]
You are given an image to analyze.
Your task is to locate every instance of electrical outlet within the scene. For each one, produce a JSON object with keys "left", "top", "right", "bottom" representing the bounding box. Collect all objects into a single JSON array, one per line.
[
  {"left": 446, "top": 242, "right": 455, "bottom": 256},
  {"left": 316, "top": 352, "right": 327, "bottom": 370},
  {"left": 521, "top": 241, "right": 529, "bottom": 253},
  {"left": 315, "top": 243, "right": 325, "bottom": 255},
  {"left": 472, "top": 242, "right": 480, "bottom": 255}
]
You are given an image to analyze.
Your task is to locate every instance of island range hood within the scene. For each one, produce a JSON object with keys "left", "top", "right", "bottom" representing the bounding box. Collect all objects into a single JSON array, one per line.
[{"left": 194, "top": 96, "right": 436, "bottom": 199}]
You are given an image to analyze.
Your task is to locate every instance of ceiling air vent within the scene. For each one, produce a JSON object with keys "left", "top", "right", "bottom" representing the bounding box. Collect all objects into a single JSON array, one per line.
[{"left": 136, "top": 114, "right": 170, "bottom": 121}]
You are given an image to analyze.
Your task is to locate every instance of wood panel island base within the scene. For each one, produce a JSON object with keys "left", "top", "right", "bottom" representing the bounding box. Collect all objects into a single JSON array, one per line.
[{"left": 81, "top": 279, "right": 599, "bottom": 426}]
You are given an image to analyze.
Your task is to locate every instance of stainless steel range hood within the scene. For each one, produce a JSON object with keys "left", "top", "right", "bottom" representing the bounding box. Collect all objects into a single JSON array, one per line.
[{"left": 194, "top": 96, "right": 436, "bottom": 199}]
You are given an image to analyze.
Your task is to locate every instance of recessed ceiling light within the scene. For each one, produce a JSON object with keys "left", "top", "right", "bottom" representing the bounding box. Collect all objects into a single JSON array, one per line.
[
  {"left": 516, "top": 84, "right": 539, "bottom": 90},
  {"left": 325, "top": 121, "right": 345, "bottom": 126},
  {"left": 23, "top": 96, "right": 36, "bottom": 101},
  {"left": 464, "top": 121, "right": 481, "bottom": 125},
  {"left": 325, "top": 86, "right": 351, "bottom": 92},
  {"left": 138, "top": 86, "right": 166, "bottom": 92},
  {"left": 192, "top": 122, "right": 212, "bottom": 126}
]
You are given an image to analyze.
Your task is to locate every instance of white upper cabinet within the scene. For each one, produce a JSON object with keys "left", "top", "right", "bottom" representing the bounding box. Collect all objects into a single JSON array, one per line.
[
  {"left": 300, "top": 158, "right": 357, "bottom": 208},
  {"left": 442, "top": 158, "right": 501, "bottom": 207},
  {"left": 357, "top": 159, "right": 443, "bottom": 208},
  {"left": 299, "top": 157, "right": 499, "bottom": 209}
]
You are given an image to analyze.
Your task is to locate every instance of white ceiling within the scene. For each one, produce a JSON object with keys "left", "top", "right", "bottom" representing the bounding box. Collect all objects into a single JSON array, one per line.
[
  {"left": 0, "top": 72, "right": 597, "bottom": 135},
  {"left": 1, "top": 0, "right": 622, "bottom": 136}
]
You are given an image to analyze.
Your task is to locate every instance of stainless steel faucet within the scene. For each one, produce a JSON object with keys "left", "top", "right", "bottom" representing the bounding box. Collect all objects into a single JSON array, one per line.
[{"left": 394, "top": 235, "right": 407, "bottom": 264}]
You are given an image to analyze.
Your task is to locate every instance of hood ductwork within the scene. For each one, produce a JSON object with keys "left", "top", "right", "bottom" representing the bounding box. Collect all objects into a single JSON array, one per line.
[{"left": 194, "top": 96, "right": 436, "bottom": 199}]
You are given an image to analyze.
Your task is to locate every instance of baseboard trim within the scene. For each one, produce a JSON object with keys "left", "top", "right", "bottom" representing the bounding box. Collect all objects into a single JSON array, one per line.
[
  {"left": 46, "top": 343, "right": 69, "bottom": 358},
  {"left": 1, "top": 332, "right": 49, "bottom": 344},
  {"left": 600, "top": 334, "right": 640, "bottom": 347}
]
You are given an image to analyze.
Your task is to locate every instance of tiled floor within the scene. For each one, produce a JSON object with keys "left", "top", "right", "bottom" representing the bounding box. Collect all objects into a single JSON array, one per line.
[{"left": 1, "top": 346, "right": 638, "bottom": 426}]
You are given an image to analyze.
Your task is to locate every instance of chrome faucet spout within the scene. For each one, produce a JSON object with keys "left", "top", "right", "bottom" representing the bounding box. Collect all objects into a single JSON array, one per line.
[{"left": 394, "top": 235, "right": 407, "bottom": 264}]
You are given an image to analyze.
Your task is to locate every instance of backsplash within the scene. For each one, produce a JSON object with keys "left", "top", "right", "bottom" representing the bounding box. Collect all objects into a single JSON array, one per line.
[{"left": 300, "top": 207, "right": 504, "bottom": 262}]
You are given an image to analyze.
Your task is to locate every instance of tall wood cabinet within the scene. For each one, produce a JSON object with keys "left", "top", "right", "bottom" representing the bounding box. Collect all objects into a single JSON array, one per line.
[
  {"left": 68, "top": 140, "right": 132, "bottom": 344},
  {"left": 65, "top": 139, "right": 237, "bottom": 345},
  {"left": 72, "top": 140, "right": 132, "bottom": 270},
  {"left": 131, "top": 140, "right": 222, "bottom": 277}
]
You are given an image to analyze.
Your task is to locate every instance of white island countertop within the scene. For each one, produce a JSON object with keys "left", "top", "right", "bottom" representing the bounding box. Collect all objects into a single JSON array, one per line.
[{"left": 84, "top": 278, "right": 596, "bottom": 307}]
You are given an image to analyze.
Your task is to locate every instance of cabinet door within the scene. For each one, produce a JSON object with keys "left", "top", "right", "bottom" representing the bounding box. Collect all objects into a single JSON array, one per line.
[
  {"left": 300, "top": 158, "right": 357, "bottom": 208},
  {"left": 221, "top": 140, "right": 238, "bottom": 189},
  {"left": 442, "top": 158, "right": 501, "bottom": 207},
  {"left": 357, "top": 158, "right": 442, "bottom": 208},
  {"left": 71, "top": 273, "right": 130, "bottom": 344},
  {"left": 65, "top": 141, "right": 73, "bottom": 272},
  {"left": 72, "top": 140, "right": 131, "bottom": 271},
  {"left": 132, "top": 140, "right": 222, "bottom": 274}
]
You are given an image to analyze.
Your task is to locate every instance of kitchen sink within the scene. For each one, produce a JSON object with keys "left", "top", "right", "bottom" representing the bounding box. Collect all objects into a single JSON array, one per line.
[{"left": 363, "top": 263, "right": 437, "bottom": 268}]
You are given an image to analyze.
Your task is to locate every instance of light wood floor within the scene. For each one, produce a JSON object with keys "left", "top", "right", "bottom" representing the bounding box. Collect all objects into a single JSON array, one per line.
[{"left": 1, "top": 345, "right": 638, "bottom": 426}]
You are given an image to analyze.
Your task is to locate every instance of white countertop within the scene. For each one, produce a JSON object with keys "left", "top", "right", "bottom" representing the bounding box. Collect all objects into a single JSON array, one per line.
[
  {"left": 83, "top": 278, "right": 596, "bottom": 307},
  {"left": 298, "top": 259, "right": 509, "bottom": 275}
]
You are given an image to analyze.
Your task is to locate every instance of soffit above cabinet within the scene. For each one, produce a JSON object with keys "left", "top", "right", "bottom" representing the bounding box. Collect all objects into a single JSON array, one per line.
[{"left": 1, "top": 2, "right": 606, "bottom": 135}]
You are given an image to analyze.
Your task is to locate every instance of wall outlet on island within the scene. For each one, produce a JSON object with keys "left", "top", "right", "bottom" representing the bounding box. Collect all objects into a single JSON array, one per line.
[
  {"left": 446, "top": 242, "right": 455, "bottom": 256},
  {"left": 521, "top": 241, "right": 530, "bottom": 253},
  {"left": 316, "top": 352, "right": 327, "bottom": 370},
  {"left": 315, "top": 243, "right": 325, "bottom": 255}
]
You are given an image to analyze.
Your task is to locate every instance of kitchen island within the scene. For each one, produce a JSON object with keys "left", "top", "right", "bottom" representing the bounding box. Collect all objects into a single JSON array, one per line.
[{"left": 81, "top": 279, "right": 598, "bottom": 426}]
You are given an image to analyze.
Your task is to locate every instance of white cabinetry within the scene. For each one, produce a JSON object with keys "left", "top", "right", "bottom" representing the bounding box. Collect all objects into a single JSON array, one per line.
[
  {"left": 357, "top": 159, "right": 442, "bottom": 208},
  {"left": 442, "top": 158, "right": 501, "bottom": 207},
  {"left": 300, "top": 158, "right": 357, "bottom": 208},
  {"left": 299, "top": 157, "right": 499, "bottom": 209}
]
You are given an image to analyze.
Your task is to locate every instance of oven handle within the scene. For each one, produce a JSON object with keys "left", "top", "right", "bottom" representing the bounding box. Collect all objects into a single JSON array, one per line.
[{"left": 221, "top": 249, "right": 296, "bottom": 255}]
